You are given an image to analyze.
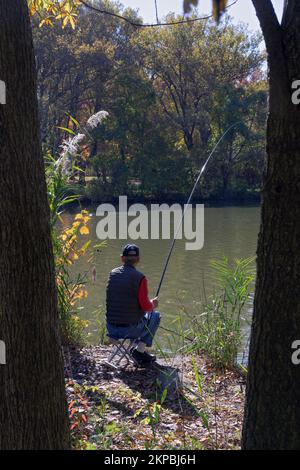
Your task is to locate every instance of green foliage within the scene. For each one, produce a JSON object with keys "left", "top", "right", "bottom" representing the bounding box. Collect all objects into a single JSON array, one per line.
[
  {"left": 184, "top": 257, "right": 255, "bottom": 368},
  {"left": 46, "top": 156, "right": 91, "bottom": 345},
  {"left": 34, "top": 4, "right": 266, "bottom": 203}
]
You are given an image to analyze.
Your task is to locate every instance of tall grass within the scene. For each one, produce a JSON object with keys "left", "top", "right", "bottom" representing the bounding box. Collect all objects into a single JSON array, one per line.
[
  {"left": 46, "top": 156, "right": 91, "bottom": 345},
  {"left": 182, "top": 257, "right": 255, "bottom": 368}
]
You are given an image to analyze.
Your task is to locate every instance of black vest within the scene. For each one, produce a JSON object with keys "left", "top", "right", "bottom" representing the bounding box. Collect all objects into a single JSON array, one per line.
[{"left": 106, "top": 264, "right": 145, "bottom": 325}]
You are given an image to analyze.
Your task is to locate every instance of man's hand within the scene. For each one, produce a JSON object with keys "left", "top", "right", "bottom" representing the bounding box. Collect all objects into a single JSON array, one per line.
[{"left": 152, "top": 297, "right": 159, "bottom": 309}]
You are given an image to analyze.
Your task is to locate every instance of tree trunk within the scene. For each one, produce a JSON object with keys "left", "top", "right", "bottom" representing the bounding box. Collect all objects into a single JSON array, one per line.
[
  {"left": 0, "top": 1, "right": 70, "bottom": 449},
  {"left": 242, "top": 0, "right": 300, "bottom": 449}
]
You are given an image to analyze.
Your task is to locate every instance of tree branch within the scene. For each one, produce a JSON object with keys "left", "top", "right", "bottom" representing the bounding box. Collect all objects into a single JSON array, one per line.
[
  {"left": 252, "top": 0, "right": 290, "bottom": 113},
  {"left": 251, "top": 0, "right": 282, "bottom": 56},
  {"left": 154, "top": 0, "right": 160, "bottom": 24},
  {"left": 79, "top": 0, "right": 237, "bottom": 29}
]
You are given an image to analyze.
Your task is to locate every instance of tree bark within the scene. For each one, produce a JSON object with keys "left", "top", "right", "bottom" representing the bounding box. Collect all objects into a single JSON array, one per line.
[
  {"left": 242, "top": 0, "right": 300, "bottom": 449},
  {"left": 0, "top": 1, "right": 70, "bottom": 449}
]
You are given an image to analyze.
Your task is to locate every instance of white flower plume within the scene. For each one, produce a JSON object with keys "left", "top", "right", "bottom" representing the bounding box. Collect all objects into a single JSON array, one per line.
[
  {"left": 57, "top": 133, "right": 85, "bottom": 176},
  {"left": 60, "top": 133, "right": 85, "bottom": 156},
  {"left": 86, "top": 110, "right": 109, "bottom": 129},
  {"left": 56, "top": 110, "right": 109, "bottom": 178}
]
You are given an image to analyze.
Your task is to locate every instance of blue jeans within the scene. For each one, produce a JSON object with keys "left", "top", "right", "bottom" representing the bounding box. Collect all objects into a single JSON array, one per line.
[{"left": 107, "top": 311, "right": 161, "bottom": 347}]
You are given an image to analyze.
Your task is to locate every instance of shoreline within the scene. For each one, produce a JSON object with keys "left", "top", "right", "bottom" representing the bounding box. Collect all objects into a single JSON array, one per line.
[{"left": 64, "top": 194, "right": 261, "bottom": 212}]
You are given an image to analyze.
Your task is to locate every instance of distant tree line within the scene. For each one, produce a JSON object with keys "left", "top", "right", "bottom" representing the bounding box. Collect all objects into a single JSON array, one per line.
[{"left": 33, "top": 0, "right": 267, "bottom": 203}]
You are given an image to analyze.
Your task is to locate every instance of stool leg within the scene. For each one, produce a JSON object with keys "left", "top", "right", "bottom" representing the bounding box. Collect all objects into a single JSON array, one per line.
[
  {"left": 105, "top": 345, "right": 121, "bottom": 369},
  {"left": 105, "top": 338, "right": 141, "bottom": 369}
]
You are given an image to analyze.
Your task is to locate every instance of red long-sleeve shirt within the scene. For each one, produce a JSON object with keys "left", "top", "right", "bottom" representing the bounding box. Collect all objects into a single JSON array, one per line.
[{"left": 138, "top": 277, "right": 154, "bottom": 312}]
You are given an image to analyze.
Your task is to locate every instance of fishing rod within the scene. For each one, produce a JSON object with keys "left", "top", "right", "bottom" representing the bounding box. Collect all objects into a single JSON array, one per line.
[{"left": 155, "top": 121, "right": 243, "bottom": 298}]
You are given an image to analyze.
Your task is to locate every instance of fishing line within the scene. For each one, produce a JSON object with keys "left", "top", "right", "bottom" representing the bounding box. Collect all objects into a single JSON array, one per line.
[{"left": 156, "top": 121, "right": 243, "bottom": 298}]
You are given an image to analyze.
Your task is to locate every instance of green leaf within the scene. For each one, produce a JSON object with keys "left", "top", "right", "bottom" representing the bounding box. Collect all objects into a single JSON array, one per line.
[
  {"left": 133, "top": 407, "right": 144, "bottom": 418},
  {"left": 65, "top": 112, "right": 80, "bottom": 129},
  {"left": 161, "top": 387, "right": 168, "bottom": 405},
  {"left": 199, "top": 410, "right": 209, "bottom": 429},
  {"left": 104, "top": 422, "right": 121, "bottom": 435},
  {"left": 141, "top": 417, "right": 151, "bottom": 425},
  {"left": 81, "top": 240, "right": 92, "bottom": 253},
  {"left": 84, "top": 442, "right": 97, "bottom": 450},
  {"left": 192, "top": 357, "right": 202, "bottom": 395},
  {"left": 57, "top": 126, "right": 76, "bottom": 135}
]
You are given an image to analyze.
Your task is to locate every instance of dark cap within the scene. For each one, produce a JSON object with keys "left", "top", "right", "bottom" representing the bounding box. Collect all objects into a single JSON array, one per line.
[{"left": 122, "top": 244, "right": 140, "bottom": 257}]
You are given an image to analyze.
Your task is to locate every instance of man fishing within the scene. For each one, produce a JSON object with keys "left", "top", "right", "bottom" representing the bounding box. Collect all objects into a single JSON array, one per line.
[{"left": 106, "top": 244, "right": 161, "bottom": 367}]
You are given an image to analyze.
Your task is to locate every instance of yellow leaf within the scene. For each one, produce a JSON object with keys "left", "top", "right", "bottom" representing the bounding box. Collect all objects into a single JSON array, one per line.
[
  {"left": 75, "top": 289, "right": 88, "bottom": 299},
  {"left": 80, "top": 226, "right": 89, "bottom": 235},
  {"left": 29, "top": 4, "right": 37, "bottom": 16},
  {"left": 82, "top": 216, "right": 90, "bottom": 224},
  {"left": 62, "top": 15, "right": 69, "bottom": 28},
  {"left": 39, "top": 18, "right": 54, "bottom": 27}
]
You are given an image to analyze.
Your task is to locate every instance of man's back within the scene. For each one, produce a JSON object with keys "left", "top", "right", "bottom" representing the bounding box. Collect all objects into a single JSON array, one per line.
[{"left": 106, "top": 264, "right": 145, "bottom": 326}]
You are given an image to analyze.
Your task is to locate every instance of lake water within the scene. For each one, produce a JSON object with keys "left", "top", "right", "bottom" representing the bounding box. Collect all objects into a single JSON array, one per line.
[{"left": 62, "top": 205, "right": 261, "bottom": 354}]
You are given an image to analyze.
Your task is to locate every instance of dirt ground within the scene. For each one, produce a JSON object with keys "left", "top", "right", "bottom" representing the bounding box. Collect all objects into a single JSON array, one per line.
[{"left": 65, "top": 345, "right": 245, "bottom": 450}]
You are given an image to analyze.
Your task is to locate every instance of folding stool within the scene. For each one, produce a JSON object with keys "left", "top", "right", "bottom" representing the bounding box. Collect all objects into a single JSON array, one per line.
[{"left": 104, "top": 337, "right": 140, "bottom": 369}]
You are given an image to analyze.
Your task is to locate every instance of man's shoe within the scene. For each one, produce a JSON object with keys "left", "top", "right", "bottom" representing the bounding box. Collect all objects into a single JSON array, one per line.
[
  {"left": 142, "top": 351, "right": 156, "bottom": 363},
  {"left": 130, "top": 349, "right": 156, "bottom": 366}
]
